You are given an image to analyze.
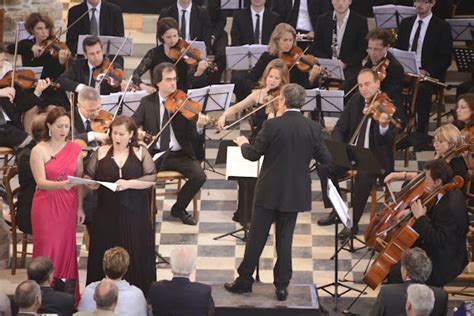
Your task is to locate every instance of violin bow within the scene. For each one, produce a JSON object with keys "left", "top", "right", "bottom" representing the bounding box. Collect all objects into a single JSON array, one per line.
[
  {"left": 344, "top": 57, "right": 387, "bottom": 98},
  {"left": 70, "top": 92, "right": 76, "bottom": 141},
  {"left": 10, "top": 24, "right": 20, "bottom": 93},
  {"left": 146, "top": 96, "right": 190, "bottom": 150},
  {"left": 348, "top": 91, "right": 380, "bottom": 146},
  {"left": 288, "top": 46, "right": 310, "bottom": 71},
  {"left": 112, "top": 75, "right": 134, "bottom": 121},
  {"left": 173, "top": 37, "right": 198, "bottom": 66},
  {"left": 96, "top": 32, "right": 131, "bottom": 90}
]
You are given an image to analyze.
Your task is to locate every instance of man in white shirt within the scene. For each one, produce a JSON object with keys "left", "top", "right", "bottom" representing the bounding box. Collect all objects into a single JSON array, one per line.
[{"left": 78, "top": 247, "right": 148, "bottom": 316}]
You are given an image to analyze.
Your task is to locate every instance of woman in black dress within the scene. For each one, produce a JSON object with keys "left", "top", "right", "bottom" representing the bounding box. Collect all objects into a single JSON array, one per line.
[
  {"left": 132, "top": 17, "right": 208, "bottom": 93},
  {"left": 85, "top": 116, "right": 156, "bottom": 295}
]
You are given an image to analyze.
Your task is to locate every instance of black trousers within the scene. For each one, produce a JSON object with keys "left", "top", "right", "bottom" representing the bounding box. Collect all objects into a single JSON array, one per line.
[
  {"left": 415, "top": 82, "right": 436, "bottom": 133},
  {"left": 237, "top": 206, "right": 298, "bottom": 290},
  {"left": 208, "top": 31, "right": 228, "bottom": 84},
  {"left": 235, "top": 178, "right": 257, "bottom": 225},
  {"left": 158, "top": 150, "right": 206, "bottom": 212},
  {"left": 0, "top": 123, "right": 29, "bottom": 149}
]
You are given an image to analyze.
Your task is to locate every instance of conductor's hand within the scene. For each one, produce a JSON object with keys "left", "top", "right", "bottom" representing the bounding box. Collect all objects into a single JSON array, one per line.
[
  {"left": 196, "top": 113, "right": 210, "bottom": 129},
  {"left": 234, "top": 135, "right": 249, "bottom": 147}
]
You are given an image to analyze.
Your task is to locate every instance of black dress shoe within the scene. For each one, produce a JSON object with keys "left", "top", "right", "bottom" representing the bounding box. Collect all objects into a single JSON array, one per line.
[
  {"left": 317, "top": 211, "right": 337, "bottom": 226},
  {"left": 171, "top": 210, "right": 197, "bottom": 226},
  {"left": 275, "top": 289, "right": 288, "bottom": 301},
  {"left": 232, "top": 211, "right": 239, "bottom": 223},
  {"left": 224, "top": 280, "right": 252, "bottom": 293},
  {"left": 338, "top": 225, "right": 359, "bottom": 240}
]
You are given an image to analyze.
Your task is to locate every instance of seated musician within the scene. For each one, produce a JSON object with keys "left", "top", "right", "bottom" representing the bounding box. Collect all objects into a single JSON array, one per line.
[
  {"left": 453, "top": 93, "right": 474, "bottom": 135},
  {"left": 395, "top": 0, "right": 452, "bottom": 133},
  {"left": 57, "top": 35, "right": 122, "bottom": 96},
  {"left": 132, "top": 17, "right": 209, "bottom": 94},
  {"left": 216, "top": 59, "right": 289, "bottom": 223},
  {"left": 387, "top": 159, "right": 469, "bottom": 287},
  {"left": 385, "top": 123, "right": 468, "bottom": 193},
  {"left": 132, "top": 62, "right": 210, "bottom": 225},
  {"left": 317, "top": 68, "right": 396, "bottom": 239},
  {"left": 310, "top": 0, "right": 368, "bottom": 92}
]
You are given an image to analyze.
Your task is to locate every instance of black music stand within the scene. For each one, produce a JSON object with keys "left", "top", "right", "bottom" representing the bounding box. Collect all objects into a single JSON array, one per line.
[
  {"left": 453, "top": 48, "right": 474, "bottom": 73},
  {"left": 373, "top": 5, "right": 416, "bottom": 29},
  {"left": 317, "top": 140, "right": 365, "bottom": 311}
]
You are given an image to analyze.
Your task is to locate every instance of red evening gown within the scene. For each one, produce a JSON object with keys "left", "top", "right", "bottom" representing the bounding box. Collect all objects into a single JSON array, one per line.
[{"left": 31, "top": 141, "right": 82, "bottom": 304}]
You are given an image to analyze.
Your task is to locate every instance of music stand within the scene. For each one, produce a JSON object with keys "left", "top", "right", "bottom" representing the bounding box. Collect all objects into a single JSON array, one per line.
[
  {"left": 453, "top": 48, "right": 474, "bottom": 73},
  {"left": 301, "top": 89, "right": 344, "bottom": 125},
  {"left": 373, "top": 5, "right": 416, "bottom": 29},
  {"left": 187, "top": 84, "right": 234, "bottom": 175},
  {"left": 447, "top": 19, "right": 474, "bottom": 41},
  {"left": 221, "top": 0, "right": 246, "bottom": 9},
  {"left": 226, "top": 45, "right": 268, "bottom": 71},
  {"left": 100, "top": 90, "right": 146, "bottom": 117},
  {"left": 317, "top": 58, "right": 345, "bottom": 81},
  {"left": 389, "top": 48, "right": 420, "bottom": 74},
  {"left": 77, "top": 35, "right": 133, "bottom": 57},
  {"left": 317, "top": 141, "right": 365, "bottom": 311}
]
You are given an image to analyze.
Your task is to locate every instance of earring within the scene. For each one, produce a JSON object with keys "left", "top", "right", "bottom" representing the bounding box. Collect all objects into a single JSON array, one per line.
[
  {"left": 128, "top": 138, "right": 132, "bottom": 144},
  {"left": 48, "top": 129, "right": 52, "bottom": 137}
]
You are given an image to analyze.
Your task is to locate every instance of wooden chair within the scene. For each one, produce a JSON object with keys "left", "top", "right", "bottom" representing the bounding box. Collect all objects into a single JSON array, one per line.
[
  {"left": 0, "top": 147, "right": 15, "bottom": 173},
  {"left": 3, "top": 165, "right": 30, "bottom": 275},
  {"left": 153, "top": 171, "right": 199, "bottom": 222}
]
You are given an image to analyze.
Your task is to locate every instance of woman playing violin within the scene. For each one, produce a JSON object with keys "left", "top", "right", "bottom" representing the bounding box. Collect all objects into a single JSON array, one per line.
[
  {"left": 132, "top": 17, "right": 208, "bottom": 94},
  {"left": 385, "top": 123, "right": 468, "bottom": 193},
  {"left": 236, "top": 23, "right": 320, "bottom": 101}
]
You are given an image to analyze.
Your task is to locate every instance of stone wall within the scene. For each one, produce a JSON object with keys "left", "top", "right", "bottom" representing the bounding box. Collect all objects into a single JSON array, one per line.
[{"left": 2, "top": 0, "right": 63, "bottom": 43}]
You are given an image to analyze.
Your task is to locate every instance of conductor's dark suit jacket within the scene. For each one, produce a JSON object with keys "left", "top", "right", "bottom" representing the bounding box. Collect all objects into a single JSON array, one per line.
[
  {"left": 241, "top": 110, "right": 331, "bottom": 212},
  {"left": 132, "top": 91, "right": 204, "bottom": 161}
]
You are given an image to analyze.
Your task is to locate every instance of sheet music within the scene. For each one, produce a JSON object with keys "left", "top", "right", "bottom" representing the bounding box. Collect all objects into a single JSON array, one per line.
[
  {"left": 447, "top": 19, "right": 474, "bottom": 41},
  {"left": 225, "top": 146, "right": 263, "bottom": 179},
  {"left": 389, "top": 48, "right": 420, "bottom": 74},
  {"left": 68, "top": 176, "right": 118, "bottom": 192},
  {"left": 226, "top": 45, "right": 268, "bottom": 70},
  {"left": 187, "top": 84, "right": 235, "bottom": 112},
  {"left": 328, "top": 179, "right": 351, "bottom": 229},
  {"left": 301, "top": 89, "right": 344, "bottom": 113},
  {"left": 373, "top": 5, "right": 416, "bottom": 29},
  {"left": 77, "top": 35, "right": 133, "bottom": 56},
  {"left": 221, "top": 0, "right": 240, "bottom": 9},
  {"left": 100, "top": 90, "right": 147, "bottom": 117},
  {"left": 317, "top": 58, "right": 345, "bottom": 80},
  {"left": 187, "top": 40, "right": 207, "bottom": 58}
]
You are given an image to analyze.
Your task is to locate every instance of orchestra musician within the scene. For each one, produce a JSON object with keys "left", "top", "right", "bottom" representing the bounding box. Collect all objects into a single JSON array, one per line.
[
  {"left": 131, "top": 17, "right": 209, "bottom": 94},
  {"left": 395, "top": 0, "right": 453, "bottom": 133},
  {"left": 132, "top": 62, "right": 211, "bottom": 226},
  {"left": 310, "top": 0, "right": 368, "bottom": 92},
  {"left": 57, "top": 35, "right": 122, "bottom": 96},
  {"left": 317, "top": 68, "right": 396, "bottom": 239},
  {"left": 387, "top": 159, "right": 469, "bottom": 287},
  {"left": 216, "top": 59, "right": 289, "bottom": 224}
]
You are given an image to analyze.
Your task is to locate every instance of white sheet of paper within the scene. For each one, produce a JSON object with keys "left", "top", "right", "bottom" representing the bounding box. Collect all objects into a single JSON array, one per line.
[
  {"left": 225, "top": 146, "right": 263, "bottom": 179},
  {"left": 389, "top": 48, "right": 420, "bottom": 74},
  {"left": 67, "top": 176, "right": 117, "bottom": 192},
  {"left": 327, "top": 179, "right": 352, "bottom": 229}
]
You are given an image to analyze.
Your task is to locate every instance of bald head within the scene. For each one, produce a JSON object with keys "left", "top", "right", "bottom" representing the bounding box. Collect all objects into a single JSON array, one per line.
[{"left": 94, "top": 279, "right": 118, "bottom": 311}]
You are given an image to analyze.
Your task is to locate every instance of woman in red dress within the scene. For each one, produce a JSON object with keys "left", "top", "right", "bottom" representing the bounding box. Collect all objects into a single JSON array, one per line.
[{"left": 30, "top": 107, "right": 85, "bottom": 304}]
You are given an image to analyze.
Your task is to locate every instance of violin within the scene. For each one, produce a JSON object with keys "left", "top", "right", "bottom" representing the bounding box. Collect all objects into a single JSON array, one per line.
[
  {"left": 39, "top": 36, "right": 69, "bottom": 59},
  {"left": 92, "top": 59, "right": 126, "bottom": 88},
  {"left": 281, "top": 46, "right": 319, "bottom": 72},
  {"left": 344, "top": 58, "right": 391, "bottom": 98},
  {"left": 164, "top": 89, "right": 204, "bottom": 120},
  {"left": 461, "top": 125, "right": 474, "bottom": 170},
  {"left": 91, "top": 110, "right": 114, "bottom": 133},
  {"left": 0, "top": 69, "right": 60, "bottom": 90},
  {"left": 365, "top": 92, "right": 401, "bottom": 128},
  {"left": 264, "top": 87, "right": 281, "bottom": 115},
  {"left": 362, "top": 175, "right": 464, "bottom": 290},
  {"left": 168, "top": 39, "right": 217, "bottom": 72}
]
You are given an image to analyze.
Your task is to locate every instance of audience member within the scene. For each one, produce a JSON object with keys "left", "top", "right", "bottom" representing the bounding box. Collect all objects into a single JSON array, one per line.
[
  {"left": 74, "top": 279, "right": 118, "bottom": 316},
  {"left": 78, "top": 247, "right": 147, "bottom": 316},
  {"left": 0, "top": 292, "right": 11, "bottom": 316},
  {"left": 14, "top": 280, "right": 42, "bottom": 316},
  {"left": 406, "top": 284, "right": 435, "bottom": 316},
  {"left": 149, "top": 246, "right": 215, "bottom": 316}
]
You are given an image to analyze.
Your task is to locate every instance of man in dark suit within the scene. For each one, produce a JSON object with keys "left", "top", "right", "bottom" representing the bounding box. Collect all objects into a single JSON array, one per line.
[
  {"left": 159, "top": 0, "right": 212, "bottom": 51},
  {"left": 150, "top": 246, "right": 215, "bottom": 316},
  {"left": 371, "top": 248, "right": 448, "bottom": 316},
  {"left": 317, "top": 69, "right": 395, "bottom": 237},
  {"left": 27, "top": 256, "right": 74, "bottom": 315},
  {"left": 311, "top": 0, "right": 368, "bottom": 91},
  {"left": 66, "top": 0, "right": 125, "bottom": 57},
  {"left": 395, "top": 0, "right": 452, "bottom": 133},
  {"left": 58, "top": 36, "right": 121, "bottom": 96},
  {"left": 224, "top": 83, "right": 332, "bottom": 301},
  {"left": 74, "top": 87, "right": 109, "bottom": 146},
  {"left": 14, "top": 280, "right": 42, "bottom": 316},
  {"left": 133, "top": 62, "right": 210, "bottom": 225},
  {"left": 231, "top": 0, "right": 280, "bottom": 46},
  {"left": 271, "top": 0, "right": 331, "bottom": 38}
]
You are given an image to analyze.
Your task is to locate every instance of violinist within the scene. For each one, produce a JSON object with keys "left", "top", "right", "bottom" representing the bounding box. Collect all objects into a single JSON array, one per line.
[
  {"left": 453, "top": 93, "right": 474, "bottom": 138},
  {"left": 132, "top": 17, "right": 208, "bottom": 94},
  {"left": 387, "top": 160, "right": 468, "bottom": 287},
  {"left": 236, "top": 23, "right": 320, "bottom": 101},
  {"left": 317, "top": 69, "right": 396, "bottom": 240},
  {"left": 216, "top": 59, "right": 289, "bottom": 224},
  {"left": 132, "top": 62, "right": 211, "bottom": 226},
  {"left": 385, "top": 124, "right": 468, "bottom": 193}
]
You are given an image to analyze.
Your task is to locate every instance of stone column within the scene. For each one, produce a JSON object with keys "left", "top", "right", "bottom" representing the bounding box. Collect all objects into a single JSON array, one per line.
[{"left": 2, "top": 0, "right": 63, "bottom": 43}]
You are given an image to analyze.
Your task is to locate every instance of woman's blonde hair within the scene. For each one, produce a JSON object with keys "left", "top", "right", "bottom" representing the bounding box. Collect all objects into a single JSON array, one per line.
[
  {"left": 433, "top": 123, "right": 462, "bottom": 151},
  {"left": 268, "top": 23, "right": 296, "bottom": 56},
  {"left": 257, "top": 59, "right": 289, "bottom": 88}
]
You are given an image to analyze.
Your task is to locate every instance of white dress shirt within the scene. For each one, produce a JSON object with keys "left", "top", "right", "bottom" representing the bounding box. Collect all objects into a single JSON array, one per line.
[
  {"left": 333, "top": 9, "right": 350, "bottom": 58},
  {"left": 87, "top": 1, "right": 101, "bottom": 35},
  {"left": 158, "top": 94, "right": 181, "bottom": 151},
  {"left": 296, "top": 0, "right": 313, "bottom": 32},
  {"left": 177, "top": 2, "right": 192, "bottom": 41},
  {"left": 251, "top": 6, "right": 265, "bottom": 44},
  {"left": 409, "top": 13, "right": 433, "bottom": 69}
]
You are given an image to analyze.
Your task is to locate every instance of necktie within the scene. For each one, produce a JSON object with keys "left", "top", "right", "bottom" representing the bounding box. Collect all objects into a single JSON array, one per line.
[
  {"left": 160, "top": 103, "right": 171, "bottom": 151},
  {"left": 288, "top": 0, "right": 301, "bottom": 27},
  {"left": 85, "top": 119, "right": 92, "bottom": 132},
  {"left": 254, "top": 14, "right": 261, "bottom": 44},
  {"left": 90, "top": 8, "right": 99, "bottom": 35},
  {"left": 411, "top": 20, "right": 423, "bottom": 52},
  {"left": 181, "top": 10, "right": 187, "bottom": 40}
]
